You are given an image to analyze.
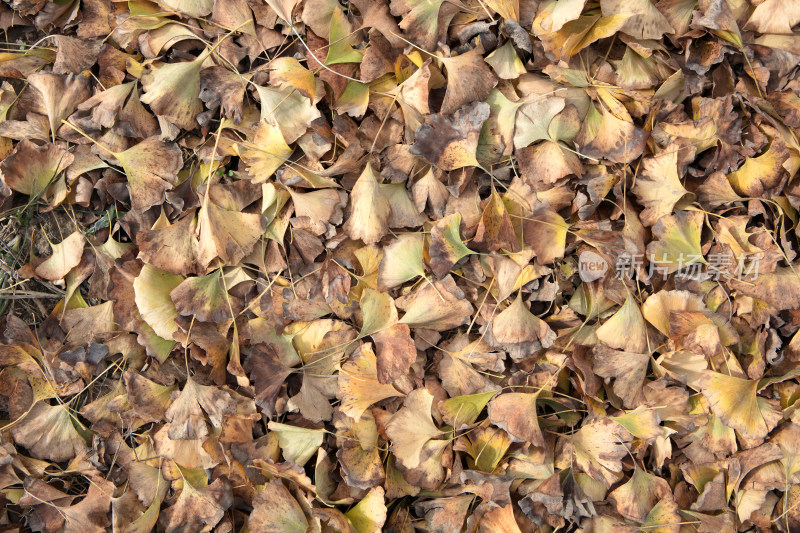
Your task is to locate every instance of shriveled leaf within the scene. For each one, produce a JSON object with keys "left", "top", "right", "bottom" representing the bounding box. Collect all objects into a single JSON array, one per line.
[
  {"left": 633, "top": 146, "right": 692, "bottom": 226},
  {"left": 412, "top": 101, "right": 490, "bottom": 171},
  {"left": 386, "top": 389, "right": 442, "bottom": 469}
]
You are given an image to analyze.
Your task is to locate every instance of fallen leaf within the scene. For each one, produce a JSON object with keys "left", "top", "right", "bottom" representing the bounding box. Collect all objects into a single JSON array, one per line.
[
  {"left": 633, "top": 145, "right": 692, "bottom": 226},
  {"left": 439, "top": 50, "right": 497, "bottom": 115},
  {"left": 344, "top": 164, "right": 391, "bottom": 244},
  {"left": 412, "top": 101, "right": 490, "bottom": 171},
  {"left": 386, "top": 388, "right": 442, "bottom": 469}
]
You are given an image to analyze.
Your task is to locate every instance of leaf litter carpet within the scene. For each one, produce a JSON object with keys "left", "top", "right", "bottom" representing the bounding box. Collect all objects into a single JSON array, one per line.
[{"left": 1, "top": 0, "right": 800, "bottom": 531}]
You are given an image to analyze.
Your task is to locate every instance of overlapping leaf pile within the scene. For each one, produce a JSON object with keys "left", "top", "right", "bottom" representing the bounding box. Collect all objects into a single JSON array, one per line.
[{"left": 2, "top": 0, "right": 800, "bottom": 530}]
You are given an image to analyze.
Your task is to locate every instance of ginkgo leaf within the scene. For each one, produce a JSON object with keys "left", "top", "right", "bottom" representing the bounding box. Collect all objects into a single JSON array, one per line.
[
  {"left": 669, "top": 310, "right": 739, "bottom": 350},
  {"left": 479, "top": 88, "right": 523, "bottom": 161},
  {"left": 268, "top": 422, "right": 326, "bottom": 466},
  {"left": 488, "top": 392, "right": 544, "bottom": 446},
  {"left": 381, "top": 181, "right": 427, "bottom": 227},
  {"left": 158, "top": 478, "right": 232, "bottom": 532},
  {"left": 140, "top": 23, "right": 203, "bottom": 63},
  {"left": 658, "top": 0, "right": 695, "bottom": 36},
  {"left": 285, "top": 319, "right": 356, "bottom": 422},
  {"left": 490, "top": 294, "right": 556, "bottom": 359},
  {"left": 5, "top": 0, "right": 799, "bottom": 521},
  {"left": 642, "top": 289, "right": 706, "bottom": 336},
  {"left": 712, "top": 215, "right": 765, "bottom": 261},
  {"left": 745, "top": 0, "right": 800, "bottom": 34},
  {"left": 642, "top": 499, "right": 682, "bottom": 533},
  {"left": 523, "top": 207, "right": 569, "bottom": 263},
  {"left": 28, "top": 72, "right": 90, "bottom": 136},
  {"left": 338, "top": 343, "right": 403, "bottom": 421},
  {"left": 457, "top": 426, "right": 513, "bottom": 472},
  {"left": 325, "top": 7, "right": 364, "bottom": 65},
  {"left": 656, "top": 349, "right": 708, "bottom": 388},
  {"left": 391, "top": 0, "right": 451, "bottom": 50},
  {"left": 571, "top": 418, "right": 632, "bottom": 487},
  {"left": 727, "top": 139, "right": 790, "bottom": 196},
  {"left": 10, "top": 401, "right": 88, "bottom": 462},
  {"left": 137, "top": 214, "right": 200, "bottom": 276},
  {"left": 611, "top": 406, "right": 671, "bottom": 441},
  {"left": 439, "top": 49, "right": 497, "bottom": 115},
  {"left": 536, "top": 0, "right": 588, "bottom": 32},
  {"left": 62, "top": 301, "right": 118, "bottom": 346},
  {"left": 519, "top": 140, "right": 583, "bottom": 190},
  {"left": 256, "top": 84, "right": 322, "bottom": 144},
  {"left": 429, "top": 213, "right": 474, "bottom": 278},
  {"left": 346, "top": 486, "right": 387, "bottom": 533},
  {"left": 386, "top": 388, "right": 442, "bottom": 469},
  {"left": 211, "top": 0, "right": 256, "bottom": 38},
  {"left": 21, "top": 475, "right": 114, "bottom": 533},
  {"left": 693, "top": 0, "right": 744, "bottom": 47},
  {"left": 645, "top": 210, "right": 704, "bottom": 274},
  {"left": 417, "top": 494, "right": 473, "bottom": 532},
  {"left": 133, "top": 264, "right": 184, "bottom": 341},
  {"left": 770, "top": 423, "right": 800, "bottom": 483},
  {"left": 358, "top": 287, "right": 398, "bottom": 339},
  {"left": 336, "top": 80, "right": 370, "bottom": 117},
  {"left": 411, "top": 166, "right": 447, "bottom": 216},
  {"left": 267, "top": 0, "right": 301, "bottom": 22},
  {"left": 440, "top": 391, "right": 497, "bottom": 427},
  {"left": 170, "top": 269, "right": 242, "bottom": 322},
  {"left": 594, "top": 345, "right": 650, "bottom": 409},
  {"left": 473, "top": 189, "right": 519, "bottom": 253},
  {"left": 112, "top": 137, "right": 183, "bottom": 212},
  {"left": 633, "top": 145, "right": 692, "bottom": 226},
  {"left": 578, "top": 106, "right": 648, "bottom": 164},
  {"left": 0, "top": 140, "right": 74, "bottom": 198},
  {"left": 539, "top": 13, "right": 629, "bottom": 61},
  {"left": 344, "top": 164, "right": 391, "bottom": 244},
  {"left": 249, "top": 479, "right": 310, "bottom": 533},
  {"left": 336, "top": 406, "right": 381, "bottom": 473},
  {"left": 609, "top": 468, "right": 673, "bottom": 522},
  {"left": 34, "top": 231, "right": 85, "bottom": 281},
  {"left": 601, "top": 0, "right": 674, "bottom": 39},
  {"left": 377, "top": 233, "right": 425, "bottom": 290},
  {"left": 269, "top": 57, "right": 316, "bottom": 100},
  {"left": 596, "top": 293, "right": 648, "bottom": 353},
  {"left": 240, "top": 120, "right": 293, "bottom": 182},
  {"left": 152, "top": 422, "right": 218, "bottom": 469},
  {"left": 398, "top": 276, "right": 473, "bottom": 331},
  {"left": 125, "top": 371, "right": 177, "bottom": 423},
  {"left": 197, "top": 183, "right": 268, "bottom": 267},
  {"left": 438, "top": 336, "right": 503, "bottom": 397},
  {"left": 244, "top": 342, "right": 294, "bottom": 416},
  {"left": 513, "top": 96, "right": 566, "bottom": 149},
  {"left": 289, "top": 187, "right": 348, "bottom": 229},
  {"left": 392, "top": 59, "right": 432, "bottom": 129},
  {"left": 548, "top": 104, "right": 581, "bottom": 143},
  {"left": 141, "top": 57, "right": 204, "bottom": 129},
  {"left": 412, "top": 101, "right": 491, "bottom": 171},
  {"left": 165, "top": 376, "right": 248, "bottom": 440},
  {"left": 156, "top": 0, "right": 214, "bottom": 16},
  {"left": 727, "top": 267, "right": 800, "bottom": 311},
  {"left": 372, "top": 323, "right": 417, "bottom": 385},
  {"left": 697, "top": 371, "right": 782, "bottom": 440},
  {"left": 614, "top": 46, "right": 660, "bottom": 89},
  {"left": 59, "top": 476, "right": 116, "bottom": 532},
  {"left": 475, "top": 503, "right": 524, "bottom": 532}
]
